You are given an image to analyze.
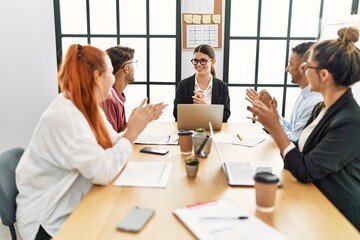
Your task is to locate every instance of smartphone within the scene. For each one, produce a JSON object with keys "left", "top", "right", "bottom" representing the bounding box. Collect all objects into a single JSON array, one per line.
[
  {"left": 140, "top": 147, "right": 169, "bottom": 155},
  {"left": 117, "top": 207, "right": 155, "bottom": 232}
]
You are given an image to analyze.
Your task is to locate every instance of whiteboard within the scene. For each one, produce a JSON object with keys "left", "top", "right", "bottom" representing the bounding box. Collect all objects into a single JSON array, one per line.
[
  {"left": 320, "top": 15, "right": 360, "bottom": 105},
  {"left": 320, "top": 15, "right": 360, "bottom": 48}
]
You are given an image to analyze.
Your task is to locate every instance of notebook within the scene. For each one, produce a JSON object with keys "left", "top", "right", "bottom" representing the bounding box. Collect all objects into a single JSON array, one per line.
[{"left": 177, "top": 104, "right": 224, "bottom": 131}]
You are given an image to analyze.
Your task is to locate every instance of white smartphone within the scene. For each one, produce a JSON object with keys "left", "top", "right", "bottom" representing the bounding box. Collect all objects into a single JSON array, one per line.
[{"left": 117, "top": 207, "right": 155, "bottom": 232}]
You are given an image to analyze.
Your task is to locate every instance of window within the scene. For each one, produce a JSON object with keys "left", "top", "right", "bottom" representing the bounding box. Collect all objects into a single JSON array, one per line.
[
  {"left": 54, "top": 0, "right": 356, "bottom": 122},
  {"left": 54, "top": 0, "right": 180, "bottom": 122}
]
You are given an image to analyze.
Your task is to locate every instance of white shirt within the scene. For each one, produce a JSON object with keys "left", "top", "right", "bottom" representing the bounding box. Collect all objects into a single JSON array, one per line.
[
  {"left": 280, "top": 85, "right": 323, "bottom": 142},
  {"left": 283, "top": 107, "right": 327, "bottom": 157},
  {"left": 351, "top": 81, "right": 360, "bottom": 106},
  {"left": 195, "top": 75, "right": 213, "bottom": 104},
  {"left": 16, "top": 94, "right": 133, "bottom": 240},
  {"left": 298, "top": 107, "right": 327, "bottom": 152}
]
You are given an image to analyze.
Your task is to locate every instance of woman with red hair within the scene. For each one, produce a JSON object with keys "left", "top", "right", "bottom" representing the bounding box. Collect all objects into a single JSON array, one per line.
[{"left": 15, "top": 44, "right": 160, "bottom": 240}]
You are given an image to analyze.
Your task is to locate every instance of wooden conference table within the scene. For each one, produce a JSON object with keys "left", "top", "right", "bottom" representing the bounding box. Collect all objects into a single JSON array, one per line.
[{"left": 54, "top": 122, "right": 359, "bottom": 240}]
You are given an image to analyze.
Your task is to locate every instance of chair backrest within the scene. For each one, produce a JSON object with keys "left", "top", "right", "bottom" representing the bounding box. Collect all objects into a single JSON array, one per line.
[{"left": 0, "top": 147, "right": 24, "bottom": 226}]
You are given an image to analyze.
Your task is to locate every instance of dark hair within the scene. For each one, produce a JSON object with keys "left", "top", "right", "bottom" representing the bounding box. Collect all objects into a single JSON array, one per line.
[
  {"left": 193, "top": 44, "right": 216, "bottom": 76},
  {"left": 292, "top": 41, "right": 316, "bottom": 58},
  {"left": 106, "top": 46, "right": 135, "bottom": 74},
  {"left": 312, "top": 26, "right": 360, "bottom": 86}
]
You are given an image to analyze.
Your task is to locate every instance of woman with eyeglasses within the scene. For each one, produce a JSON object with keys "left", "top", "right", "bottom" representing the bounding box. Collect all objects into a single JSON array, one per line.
[
  {"left": 173, "top": 44, "right": 231, "bottom": 122},
  {"left": 15, "top": 44, "right": 160, "bottom": 239},
  {"left": 246, "top": 27, "right": 360, "bottom": 230}
]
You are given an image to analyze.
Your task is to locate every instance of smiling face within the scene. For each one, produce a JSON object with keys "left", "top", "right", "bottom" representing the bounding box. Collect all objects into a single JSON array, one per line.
[
  {"left": 96, "top": 55, "right": 115, "bottom": 102},
  {"left": 192, "top": 51, "right": 214, "bottom": 77},
  {"left": 285, "top": 52, "right": 303, "bottom": 85},
  {"left": 304, "top": 51, "right": 321, "bottom": 92}
]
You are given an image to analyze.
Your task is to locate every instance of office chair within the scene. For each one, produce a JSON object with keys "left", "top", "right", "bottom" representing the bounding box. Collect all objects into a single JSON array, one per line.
[{"left": 0, "top": 147, "right": 24, "bottom": 240}]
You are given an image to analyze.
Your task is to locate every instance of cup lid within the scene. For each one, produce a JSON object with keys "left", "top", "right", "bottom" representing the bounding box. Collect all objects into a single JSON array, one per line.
[
  {"left": 254, "top": 172, "right": 279, "bottom": 184},
  {"left": 178, "top": 129, "right": 194, "bottom": 136}
]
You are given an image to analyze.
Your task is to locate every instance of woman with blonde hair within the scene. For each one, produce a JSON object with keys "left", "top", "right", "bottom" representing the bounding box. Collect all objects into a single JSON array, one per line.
[
  {"left": 246, "top": 27, "right": 360, "bottom": 230},
  {"left": 16, "top": 44, "right": 159, "bottom": 239}
]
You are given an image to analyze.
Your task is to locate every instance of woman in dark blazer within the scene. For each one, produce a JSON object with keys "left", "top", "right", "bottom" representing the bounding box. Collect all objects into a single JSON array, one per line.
[
  {"left": 173, "top": 44, "right": 230, "bottom": 122},
  {"left": 246, "top": 27, "right": 360, "bottom": 230}
]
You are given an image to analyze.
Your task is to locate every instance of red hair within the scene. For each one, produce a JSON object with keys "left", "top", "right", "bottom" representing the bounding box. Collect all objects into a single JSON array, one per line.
[{"left": 58, "top": 44, "right": 112, "bottom": 149}]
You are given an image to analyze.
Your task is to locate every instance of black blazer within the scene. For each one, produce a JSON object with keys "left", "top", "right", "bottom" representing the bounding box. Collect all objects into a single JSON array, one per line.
[
  {"left": 284, "top": 89, "right": 360, "bottom": 230},
  {"left": 173, "top": 74, "right": 231, "bottom": 122}
]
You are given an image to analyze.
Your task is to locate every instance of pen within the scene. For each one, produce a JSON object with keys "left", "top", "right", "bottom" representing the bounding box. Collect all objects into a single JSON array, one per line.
[
  {"left": 237, "top": 133, "right": 243, "bottom": 141},
  {"left": 199, "top": 216, "right": 249, "bottom": 220}
]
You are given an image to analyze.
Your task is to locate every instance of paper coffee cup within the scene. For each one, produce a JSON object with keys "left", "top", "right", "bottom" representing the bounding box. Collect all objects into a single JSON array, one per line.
[
  {"left": 178, "top": 130, "right": 194, "bottom": 155},
  {"left": 254, "top": 172, "right": 279, "bottom": 212}
]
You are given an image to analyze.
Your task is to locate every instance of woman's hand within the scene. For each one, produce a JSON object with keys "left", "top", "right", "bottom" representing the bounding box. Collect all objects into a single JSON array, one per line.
[
  {"left": 124, "top": 98, "right": 156, "bottom": 143},
  {"left": 245, "top": 89, "right": 290, "bottom": 153},
  {"left": 192, "top": 90, "right": 206, "bottom": 104}
]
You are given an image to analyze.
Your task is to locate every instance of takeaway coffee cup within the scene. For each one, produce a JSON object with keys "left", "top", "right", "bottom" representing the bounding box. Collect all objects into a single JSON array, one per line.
[
  {"left": 254, "top": 172, "right": 279, "bottom": 212},
  {"left": 178, "top": 130, "right": 194, "bottom": 155}
]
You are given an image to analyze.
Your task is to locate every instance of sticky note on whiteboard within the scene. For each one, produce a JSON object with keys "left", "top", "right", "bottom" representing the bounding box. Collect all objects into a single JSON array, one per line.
[
  {"left": 203, "top": 15, "right": 211, "bottom": 24},
  {"left": 184, "top": 14, "right": 193, "bottom": 23},
  {"left": 212, "top": 14, "right": 221, "bottom": 23},
  {"left": 193, "top": 15, "right": 202, "bottom": 24}
]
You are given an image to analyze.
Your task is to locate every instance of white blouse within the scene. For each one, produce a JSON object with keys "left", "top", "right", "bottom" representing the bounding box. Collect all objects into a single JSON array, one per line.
[{"left": 16, "top": 94, "right": 133, "bottom": 239}]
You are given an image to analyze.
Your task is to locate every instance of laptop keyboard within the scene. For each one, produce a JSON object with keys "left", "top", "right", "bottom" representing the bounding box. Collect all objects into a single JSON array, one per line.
[{"left": 226, "top": 162, "right": 255, "bottom": 184}]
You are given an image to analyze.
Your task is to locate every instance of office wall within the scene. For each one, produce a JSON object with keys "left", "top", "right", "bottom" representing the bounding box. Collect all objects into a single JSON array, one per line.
[{"left": 0, "top": 0, "right": 58, "bottom": 152}]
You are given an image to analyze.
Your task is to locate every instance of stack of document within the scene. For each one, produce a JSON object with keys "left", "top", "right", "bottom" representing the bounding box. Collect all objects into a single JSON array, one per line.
[{"left": 174, "top": 199, "right": 287, "bottom": 240}]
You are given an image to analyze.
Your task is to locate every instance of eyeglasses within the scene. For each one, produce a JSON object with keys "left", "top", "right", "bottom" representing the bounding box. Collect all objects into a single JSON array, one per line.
[
  {"left": 190, "top": 58, "right": 212, "bottom": 66},
  {"left": 301, "top": 62, "right": 320, "bottom": 71},
  {"left": 121, "top": 61, "right": 138, "bottom": 68}
]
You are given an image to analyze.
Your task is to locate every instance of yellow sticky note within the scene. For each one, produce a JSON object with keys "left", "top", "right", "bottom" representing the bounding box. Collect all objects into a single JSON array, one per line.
[
  {"left": 193, "top": 15, "right": 202, "bottom": 24},
  {"left": 202, "top": 15, "right": 211, "bottom": 24},
  {"left": 184, "top": 14, "right": 193, "bottom": 24},
  {"left": 212, "top": 14, "right": 221, "bottom": 24}
]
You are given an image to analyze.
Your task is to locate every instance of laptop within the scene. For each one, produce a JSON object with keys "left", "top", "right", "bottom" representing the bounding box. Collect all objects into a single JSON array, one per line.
[
  {"left": 177, "top": 104, "right": 224, "bottom": 131},
  {"left": 212, "top": 140, "right": 257, "bottom": 186}
]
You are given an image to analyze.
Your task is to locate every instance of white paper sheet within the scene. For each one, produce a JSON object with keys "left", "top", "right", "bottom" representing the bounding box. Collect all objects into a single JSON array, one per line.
[
  {"left": 114, "top": 162, "right": 173, "bottom": 188},
  {"left": 213, "top": 132, "right": 265, "bottom": 147},
  {"left": 135, "top": 134, "right": 178, "bottom": 145},
  {"left": 174, "top": 199, "right": 287, "bottom": 240}
]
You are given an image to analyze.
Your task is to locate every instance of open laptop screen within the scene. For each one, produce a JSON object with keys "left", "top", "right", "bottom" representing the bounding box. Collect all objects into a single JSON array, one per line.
[{"left": 177, "top": 104, "right": 224, "bottom": 131}]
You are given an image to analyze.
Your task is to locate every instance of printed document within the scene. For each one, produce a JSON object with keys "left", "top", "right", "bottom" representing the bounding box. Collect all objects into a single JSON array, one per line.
[
  {"left": 213, "top": 132, "right": 264, "bottom": 147},
  {"left": 135, "top": 134, "right": 178, "bottom": 145},
  {"left": 174, "top": 199, "right": 287, "bottom": 240},
  {"left": 114, "top": 162, "right": 173, "bottom": 188}
]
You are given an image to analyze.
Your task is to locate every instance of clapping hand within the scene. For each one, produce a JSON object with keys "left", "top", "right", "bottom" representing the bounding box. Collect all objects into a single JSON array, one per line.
[{"left": 192, "top": 90, "right": 206, "bottom": 104}]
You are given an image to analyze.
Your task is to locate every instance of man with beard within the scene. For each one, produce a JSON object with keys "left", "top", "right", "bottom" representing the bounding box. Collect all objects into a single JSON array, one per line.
[{"left": 254, "top": 42, "right": 322, "bottom": 141}]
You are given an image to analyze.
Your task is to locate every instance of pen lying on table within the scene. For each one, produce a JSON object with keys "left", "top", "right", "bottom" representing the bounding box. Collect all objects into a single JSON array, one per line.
[{"left": 199, "top": 216, "right": 249, "bottom": 220}]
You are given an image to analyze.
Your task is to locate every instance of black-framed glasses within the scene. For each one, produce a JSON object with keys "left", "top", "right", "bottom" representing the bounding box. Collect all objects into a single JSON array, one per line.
[
  {"left": 190, "top": 58, "right": 212, "bottom": 66},
  {"left": 301, "top": 62, "right": 320, "bottom": 71}
]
